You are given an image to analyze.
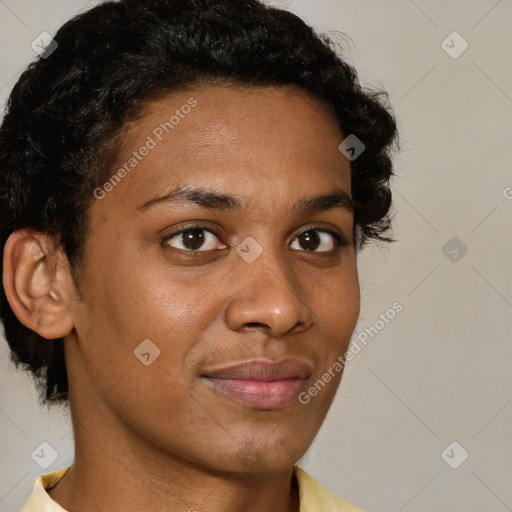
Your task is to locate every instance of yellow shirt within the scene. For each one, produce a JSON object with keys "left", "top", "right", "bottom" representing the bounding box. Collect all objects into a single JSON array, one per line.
[{"left": 21, "top": 465, "right": 363, "bottom": 511}]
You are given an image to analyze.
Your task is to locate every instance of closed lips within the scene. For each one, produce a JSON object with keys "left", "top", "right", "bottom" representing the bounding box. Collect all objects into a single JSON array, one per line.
[{"left": 201, "top": 358, "right": 314, "bottom": 381}]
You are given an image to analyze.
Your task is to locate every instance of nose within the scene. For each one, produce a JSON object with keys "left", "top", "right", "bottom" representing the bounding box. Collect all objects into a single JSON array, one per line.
[{"left": 224, "top": 249, "right": 314, "bottom": 338}]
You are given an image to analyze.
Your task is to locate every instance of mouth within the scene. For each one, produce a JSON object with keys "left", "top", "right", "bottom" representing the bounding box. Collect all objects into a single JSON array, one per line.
[{"left": 200, "top": 358, "right": 313, "bottom": 409}]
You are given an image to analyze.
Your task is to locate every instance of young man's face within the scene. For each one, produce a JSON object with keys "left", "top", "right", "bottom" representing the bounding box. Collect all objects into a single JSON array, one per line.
[{"left": 66, "top": 85, "right": 360, "bottom": 473}]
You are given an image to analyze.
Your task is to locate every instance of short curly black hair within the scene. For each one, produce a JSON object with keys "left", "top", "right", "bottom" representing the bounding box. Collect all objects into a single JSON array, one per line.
[{"left": 0, "top": 0, "right": 398, "bottom": 406}]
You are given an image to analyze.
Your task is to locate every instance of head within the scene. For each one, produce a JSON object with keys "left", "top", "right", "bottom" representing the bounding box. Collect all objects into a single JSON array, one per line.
[{"left": 0, "top": 0, "right": 397, "bottom": 473}]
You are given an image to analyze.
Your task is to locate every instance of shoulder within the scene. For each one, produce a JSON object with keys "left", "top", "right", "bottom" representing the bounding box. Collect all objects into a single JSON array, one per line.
[
  {"left": 21, "top": 466, "right": 71, "bottom": 512},
  {"left": 294, "top": 465, "right": 364, "bottom": 512}
]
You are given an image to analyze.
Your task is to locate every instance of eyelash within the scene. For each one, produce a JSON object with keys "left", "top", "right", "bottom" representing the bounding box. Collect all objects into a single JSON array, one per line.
[{"left": 160, "top": 223, "right": 350, "bottom": 254}]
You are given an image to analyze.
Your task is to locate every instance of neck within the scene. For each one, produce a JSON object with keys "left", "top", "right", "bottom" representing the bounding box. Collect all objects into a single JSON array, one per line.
[{"left": 48, "top": 408, "right": 300, "bottom": 512}]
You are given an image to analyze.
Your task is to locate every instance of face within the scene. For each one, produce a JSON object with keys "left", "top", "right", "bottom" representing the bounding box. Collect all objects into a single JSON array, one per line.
[{"left": 66, "top": 84, "right": 360, "bottom": 473}]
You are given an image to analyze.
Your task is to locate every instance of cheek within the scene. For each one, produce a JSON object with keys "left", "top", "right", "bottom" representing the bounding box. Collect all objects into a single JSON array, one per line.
[
  {"left": 307, "top": 260, "right": 360, "bottom": 337},
  {"left": 80, "top": 249, "right": 216, "bottom": 340}
]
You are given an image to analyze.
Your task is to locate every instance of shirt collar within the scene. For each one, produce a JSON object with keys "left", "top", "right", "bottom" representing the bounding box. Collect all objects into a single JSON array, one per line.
[{"left": 22, "top": 465, "right": 362, "bottom": 511}]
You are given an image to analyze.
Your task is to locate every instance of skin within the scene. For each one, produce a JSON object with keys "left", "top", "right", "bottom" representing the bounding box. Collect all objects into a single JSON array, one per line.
[{"left": 3, "top": 84, "right": 360, "bottom": 512}]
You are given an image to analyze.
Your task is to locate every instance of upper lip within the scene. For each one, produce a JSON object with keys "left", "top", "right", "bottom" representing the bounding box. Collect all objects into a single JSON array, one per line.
[{"left": 201, "top": 358, "right": 313, "bottom": 381}]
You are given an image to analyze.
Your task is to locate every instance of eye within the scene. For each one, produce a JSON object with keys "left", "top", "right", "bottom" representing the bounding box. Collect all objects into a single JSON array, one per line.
[
  {"left": 161, "top": 224, "right": 349, "bottom": 254},
  {"left": 162, "top": 226, "right": 226, "bottom": 252},
  {"left": 290, "top": 228, "right": 346, "bottom": 253}
]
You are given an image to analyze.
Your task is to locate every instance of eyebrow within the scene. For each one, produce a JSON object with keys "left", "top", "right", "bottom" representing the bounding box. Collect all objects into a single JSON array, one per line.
[{"left": 137, "top": 185, "right": 355, "bottom": 214}]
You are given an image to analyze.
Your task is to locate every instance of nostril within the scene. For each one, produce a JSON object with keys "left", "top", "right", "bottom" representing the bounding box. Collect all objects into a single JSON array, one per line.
[
  {"left": 240, "top": 322, "right": 272, "bottom": 333},
  {"left": 245, "top": 322, "right": 266, "bottom": 329}
]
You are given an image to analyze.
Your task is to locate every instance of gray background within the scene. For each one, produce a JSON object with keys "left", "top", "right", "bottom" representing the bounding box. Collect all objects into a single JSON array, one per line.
[{"left": 1, "top": 1, "right": 511, "bottom": 511}]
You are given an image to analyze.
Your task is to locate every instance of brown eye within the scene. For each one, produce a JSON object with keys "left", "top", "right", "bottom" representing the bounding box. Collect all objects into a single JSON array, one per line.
[
  {"left": 291, "top": 229, "right": 340, "bottom": 252},
  {"left": 163, "top": 228, "right": 223, "bottom": 251},
  {"left": 297, "top": 230, "right": 320, "bottom": 251}
]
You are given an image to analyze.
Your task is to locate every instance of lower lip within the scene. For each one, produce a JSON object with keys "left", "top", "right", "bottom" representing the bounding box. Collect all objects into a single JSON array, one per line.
[{"left": 202, "top": 377, "right": 307, "bottom": 409}]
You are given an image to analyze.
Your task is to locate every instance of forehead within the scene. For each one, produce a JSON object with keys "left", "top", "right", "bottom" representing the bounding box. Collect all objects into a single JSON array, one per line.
[{"left": 94, "top": 84, "right": 351, "bottom": 215}]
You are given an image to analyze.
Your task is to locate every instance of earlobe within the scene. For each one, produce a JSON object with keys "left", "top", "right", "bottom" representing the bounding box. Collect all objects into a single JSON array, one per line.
[{"left": 2, "top": 229, "right": 75, "bottom": 339}]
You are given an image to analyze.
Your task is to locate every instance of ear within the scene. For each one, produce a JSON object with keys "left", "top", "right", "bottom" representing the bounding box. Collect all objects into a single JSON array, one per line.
[{"left": 2, "top": 229, "right": 75, "bottom": 339}]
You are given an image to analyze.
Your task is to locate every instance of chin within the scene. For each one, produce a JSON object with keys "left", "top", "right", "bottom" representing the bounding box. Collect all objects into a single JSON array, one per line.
[{"left": 207, "top": 436, "right": 307, "bottom": 474}]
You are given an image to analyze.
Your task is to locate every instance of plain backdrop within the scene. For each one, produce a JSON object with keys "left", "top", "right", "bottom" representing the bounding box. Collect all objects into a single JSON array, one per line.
[{"left": 1, "top": 1, "right": 511, "bottom": 511}]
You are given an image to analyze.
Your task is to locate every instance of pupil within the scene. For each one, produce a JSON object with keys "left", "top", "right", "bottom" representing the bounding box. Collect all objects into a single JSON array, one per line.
[
  {"left": 184, "top": 229, "right": 204, "bottom": 250},
  {"left": 300, "top": 230, "right": 320, "bottom": 251}
]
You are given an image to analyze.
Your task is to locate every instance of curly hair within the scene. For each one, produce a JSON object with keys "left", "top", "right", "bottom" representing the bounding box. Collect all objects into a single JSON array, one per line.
[{"left": 0, "top": 0, "right": 398, "bottom": 405}]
